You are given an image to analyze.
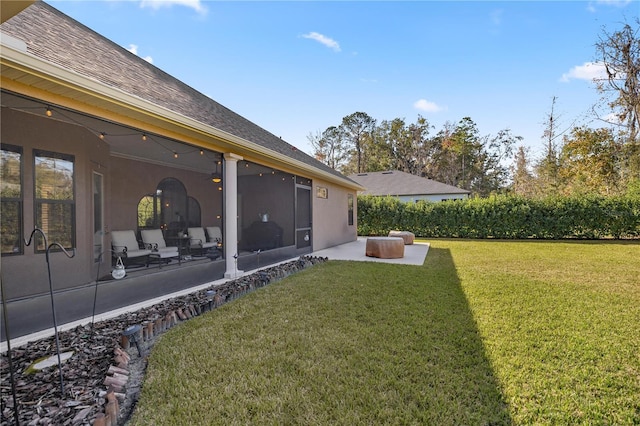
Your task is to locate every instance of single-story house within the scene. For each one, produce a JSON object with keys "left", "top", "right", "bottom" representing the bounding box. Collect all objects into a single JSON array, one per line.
[
  {"left": 348, "top": 170, "right": 470, "bottom": 202},
  {"left": 0, "top": 1, "right": 363, "bottom": 341}
]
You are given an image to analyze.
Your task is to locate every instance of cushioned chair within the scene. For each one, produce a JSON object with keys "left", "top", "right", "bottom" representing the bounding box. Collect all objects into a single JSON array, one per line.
[
  {"left": 206, "top": 226, "right": 222, "bottom": 246},
  {"left": 111, "top": 230, "right": 151, "bottom": 267},
  {"left": 188, "top": 227, "right": 217, "bottom": 256},
  {"left": 140, "top": 229, "right": 180, "bottom": 266}
]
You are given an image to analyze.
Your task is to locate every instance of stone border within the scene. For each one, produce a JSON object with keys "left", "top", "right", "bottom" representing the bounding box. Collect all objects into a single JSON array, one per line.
[{"left": 0, "top": 256, "right": 327, "bottom": 426}]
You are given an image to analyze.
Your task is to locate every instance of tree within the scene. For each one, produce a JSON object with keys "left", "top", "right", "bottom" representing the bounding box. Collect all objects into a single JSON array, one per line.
[
  {"left": 308, "top": 126, "right": 347, "bottom": 170},
  {"left": 559, "top": 127, "right": 622, "bottom": 195},
  {"left": 535, "top": 96, "right": 563, "bottom": 195},
  {"left": 594, "top": 18, "right": 640, "bottom": 142},
  {"left": 340, "top": 112, "right": 376, "bottom": 174},
  {"left": 479, "top": 128, "right": 520, "bottom": 195},
  {"left": 511, "top": 146, "right": 535, "bottom": 197}
]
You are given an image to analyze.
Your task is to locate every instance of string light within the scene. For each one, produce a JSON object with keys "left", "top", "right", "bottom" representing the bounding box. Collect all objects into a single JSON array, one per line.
[
  {"left": 99, "top": 132, "right": 105, "bottom": 139},
  {"left": 200, "top": 149, "right": 204, "bottom": 155},
  {"left": 46, "top": 106, "right": 52, "bottom": 117},
  {"left": 142, "top": 133, "right": 147, "bottom": 141},
  {"left": 173, "top": 152, "right": 178, "bottom": 159}
]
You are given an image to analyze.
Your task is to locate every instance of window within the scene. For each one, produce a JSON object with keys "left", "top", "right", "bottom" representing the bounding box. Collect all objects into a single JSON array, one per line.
[
  {"left": 34, "top": 151, "right": 75, "bottom": 251},
  {"left": 348, "top": 193, "right": 354, "bottom": 226},
  {"left": 1, "top": 145, "right": 23, "bottom": 255},
  {"left": 138, "top": 194, "right": 160, "bottom": 228}
]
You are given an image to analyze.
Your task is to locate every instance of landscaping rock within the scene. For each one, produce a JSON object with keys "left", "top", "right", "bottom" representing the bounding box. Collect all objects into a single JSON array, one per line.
[{"left": 0, "top": 256, "right": 327, "bottom": 426}]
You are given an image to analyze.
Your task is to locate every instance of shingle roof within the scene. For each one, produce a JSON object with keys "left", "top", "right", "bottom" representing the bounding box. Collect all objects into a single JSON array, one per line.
[
  {"left": 348, "top": 170, "right": 470, "bottom": 196},
  {"left": 1, "top": 1, "right": 353, "bottom": 183}
]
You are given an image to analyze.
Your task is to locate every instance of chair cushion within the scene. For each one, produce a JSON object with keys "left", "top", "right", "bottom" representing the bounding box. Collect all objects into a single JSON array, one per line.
[
  {"left": 141, "top": 229, "right": 171, "bottom": 250},
  {"left": 206, "top": 226, "right": 222, "bottom": 242},
  {"left": 123, "top": 248, "right": 152, "bottom": 258},
  {"left": 111, "top": 230, "right": 150, "bottom": 257}
]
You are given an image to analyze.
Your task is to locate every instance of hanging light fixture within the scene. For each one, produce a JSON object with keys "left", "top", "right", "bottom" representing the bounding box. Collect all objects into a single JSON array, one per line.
[{"left": 211, "top": 161, "right": 222, "bottom": 183}]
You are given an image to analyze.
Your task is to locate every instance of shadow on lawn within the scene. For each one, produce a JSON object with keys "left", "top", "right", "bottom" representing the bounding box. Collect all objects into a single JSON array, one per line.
[{"left": 418, "top": 247, "right": 512, "bottom": 424}]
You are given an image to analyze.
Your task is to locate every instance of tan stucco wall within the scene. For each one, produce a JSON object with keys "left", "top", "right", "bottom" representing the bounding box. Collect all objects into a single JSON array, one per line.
[
  {"left": 109, "top": 157, "right": 222, "bottom": 233},
  {"left": 312, "top": 179, "right": 357, "bottom": 250},
  {"left": 1, "top": 107, "right": 106, "bottom": 299}
]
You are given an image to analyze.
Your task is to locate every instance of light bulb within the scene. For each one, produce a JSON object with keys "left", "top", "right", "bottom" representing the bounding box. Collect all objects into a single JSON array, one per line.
[
  {"left": 142, "top": 134, "right": 147, "bottom": 141},
  {"left": 46, "top": 107, "right": 52, "bottom": 117}
]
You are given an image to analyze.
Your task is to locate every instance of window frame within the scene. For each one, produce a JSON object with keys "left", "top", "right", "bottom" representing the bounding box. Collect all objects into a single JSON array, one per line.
[
  {"left": 1, "top": 144, "right": 24, "bottom": 256},
  {"left": 33, "top": 149, "right": 76, "bottom": 253}
]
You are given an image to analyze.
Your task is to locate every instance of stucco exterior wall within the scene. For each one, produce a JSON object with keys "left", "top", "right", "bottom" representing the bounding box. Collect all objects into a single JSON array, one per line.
[
  {"left": 1, "top": 108, "right": 106, "bottom": 299},
  {"left": 109, "top": 157, "right": 222, "bottom": 233},
  {"left": 312, "top": 179, "right": 358, "bottom": 250}
]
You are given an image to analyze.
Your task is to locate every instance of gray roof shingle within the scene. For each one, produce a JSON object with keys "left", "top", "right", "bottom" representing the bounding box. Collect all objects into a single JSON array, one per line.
[
  {"left": 348, "top": 170, "right": 470, "bottom": 197},
  {"left": 1, "top": 1, "right": 353, "bottom": 183}
]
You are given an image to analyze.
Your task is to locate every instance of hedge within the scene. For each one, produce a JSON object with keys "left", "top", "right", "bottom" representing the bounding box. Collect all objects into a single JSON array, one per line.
[{"left": 357, "top": 194, "right": 640, "bottom": 239}]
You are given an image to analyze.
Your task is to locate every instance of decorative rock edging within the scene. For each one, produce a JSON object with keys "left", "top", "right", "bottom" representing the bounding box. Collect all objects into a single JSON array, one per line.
[{"left": 0, "top": 256, "right": 327, "bottom": 426}]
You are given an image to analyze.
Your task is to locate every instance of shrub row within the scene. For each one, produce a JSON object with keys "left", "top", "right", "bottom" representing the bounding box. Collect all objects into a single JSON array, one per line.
[{"left": 357, "top": 194, "right": 640, "bottom": 239}]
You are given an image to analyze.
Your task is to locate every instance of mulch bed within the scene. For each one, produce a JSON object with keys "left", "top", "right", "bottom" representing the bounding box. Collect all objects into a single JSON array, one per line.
[{"left": 1, "top": 256, "right": 327, "bottom": 426}]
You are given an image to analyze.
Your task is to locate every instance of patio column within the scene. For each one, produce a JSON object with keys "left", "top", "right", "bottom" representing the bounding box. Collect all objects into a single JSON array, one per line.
[{"left": 223, "top": 153, "right": 243, "bottom": 278}]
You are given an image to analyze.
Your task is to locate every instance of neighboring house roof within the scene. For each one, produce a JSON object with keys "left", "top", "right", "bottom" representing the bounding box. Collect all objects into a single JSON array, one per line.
[
  {"left": 0, "top": 1, "right": 361, "bottom": 189},
  {"left": 348, "top": 170, "right": 470, "bottom": 197}
]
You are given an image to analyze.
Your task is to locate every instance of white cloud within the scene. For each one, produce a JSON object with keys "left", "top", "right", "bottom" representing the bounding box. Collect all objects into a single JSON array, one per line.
[
  {"left": 301, "top": 32, "right": 341, "bottom": 52},
  {"left": 139, "top": 0, "right": 207, "bottom": 15},
  {"left": 127, "top": 44, "right": 154, "bottom": 64},
  {"left": 560, "top": 61, "right": 607, "bottom": 82},
  {"left": 413, "top": 99, "right": 445, "bottom": 113}
]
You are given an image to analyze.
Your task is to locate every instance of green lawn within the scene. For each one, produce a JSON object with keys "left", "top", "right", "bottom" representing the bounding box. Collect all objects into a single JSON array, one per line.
[{"left": 129, "top": 240, "right": 640, "bottom": 425}]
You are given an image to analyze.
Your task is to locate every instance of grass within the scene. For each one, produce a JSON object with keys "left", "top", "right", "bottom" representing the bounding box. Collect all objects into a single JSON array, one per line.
[{"left": 129, "top": 240, "right": 640, "bottom": 425}]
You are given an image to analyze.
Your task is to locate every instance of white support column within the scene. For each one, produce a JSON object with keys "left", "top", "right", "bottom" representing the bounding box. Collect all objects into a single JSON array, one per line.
[{"left": 223, "top": 153, "right": 243, "bottom": 278}]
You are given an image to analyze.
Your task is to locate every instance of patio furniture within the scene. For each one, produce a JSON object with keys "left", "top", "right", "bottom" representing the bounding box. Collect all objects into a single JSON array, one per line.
[
  {"left": 140, "top": 229, "right": 180, "bottom": 266},
  {"left": 110, "top": 230, "right": 151, "bottom": 267},
  {"left": 388, "top": 230, "right": 415, "bottom": 245},
  {"left": 241, "top": 220, "right": 283, "bottom": 251},
  {"left": 188, "top": 227, "right": 217, "bottom": 256},
  {"left": 366, "top": 237, "right": 405, "bottom": 259},
  {"left": 206, "top": 226, "right": 222, "bottom": 245}
]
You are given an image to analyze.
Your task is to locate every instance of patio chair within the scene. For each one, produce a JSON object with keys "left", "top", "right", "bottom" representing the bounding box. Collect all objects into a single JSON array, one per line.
[
  {"left": 188, "top": 227, "right": 217, "bottom": 256},
  {"left": 111, "top": 230, "right": 151, "bottom": 267},
  {"left": 205, "top": 226, "right": 223, "bottom": 260},
  {"left": 206, "top": 226, "right": 222, "bottom": 245},
  {"left": 140, "top": 229, "right": 180, "bottom": 266}
]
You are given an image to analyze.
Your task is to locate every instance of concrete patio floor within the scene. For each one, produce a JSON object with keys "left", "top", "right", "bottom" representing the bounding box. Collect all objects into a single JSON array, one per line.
[{"left": 312, "top": 237, "right": 430, "bottom": 265}]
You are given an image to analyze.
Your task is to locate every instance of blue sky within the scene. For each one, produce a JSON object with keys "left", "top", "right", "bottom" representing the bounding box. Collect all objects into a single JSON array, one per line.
[{"left": 47, "top": 0, "right": 639, "bottom": 161}]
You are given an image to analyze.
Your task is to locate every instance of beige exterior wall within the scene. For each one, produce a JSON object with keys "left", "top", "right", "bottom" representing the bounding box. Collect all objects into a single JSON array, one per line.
[
  {"left": 109, "top": 157, "right": 222, "bottom": 233},
  {"left": 1, "top": 108, "right": 106, "bottom": 299},
  {"left": 312, "top": 179, "right": 357, "bottom": 250}
]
